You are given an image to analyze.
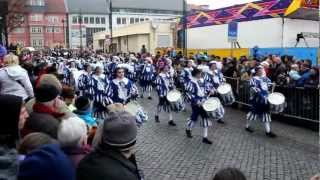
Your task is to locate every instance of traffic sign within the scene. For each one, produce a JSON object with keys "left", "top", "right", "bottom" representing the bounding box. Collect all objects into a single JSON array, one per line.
[{"left": 228, "top": 21, "right": 238, "bottom": 42}]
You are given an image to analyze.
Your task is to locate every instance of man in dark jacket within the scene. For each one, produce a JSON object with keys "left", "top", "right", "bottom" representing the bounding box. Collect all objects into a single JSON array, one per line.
[
  {"left": 270, "top": 56, "right": 287, "bottom": 83},
  {"left": 77, "top": 111, "right": 143, "bottom": 180}
]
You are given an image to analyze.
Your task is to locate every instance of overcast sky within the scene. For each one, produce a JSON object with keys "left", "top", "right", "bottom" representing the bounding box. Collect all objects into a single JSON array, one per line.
[{"left": 187, "top": 0, "right": 259, "bottom": 9}]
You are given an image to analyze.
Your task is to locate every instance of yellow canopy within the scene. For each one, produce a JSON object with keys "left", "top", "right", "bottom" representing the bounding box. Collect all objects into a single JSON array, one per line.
[{"left": 285, "top": 0, "right": 302, "bottom": 16}]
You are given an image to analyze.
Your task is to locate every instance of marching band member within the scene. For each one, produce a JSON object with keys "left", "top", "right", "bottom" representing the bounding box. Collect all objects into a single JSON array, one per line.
[
  {"left": 204, "top": 61, "right": 225, "bottom": 124},
  {"left": 180, "top": 60, "right": 194, "bottom": 103},
  {"left": 91, "top": 66, "right": 113, "bottom": 122},
  {"left": 245, "top": 66, "right": 276, "bottom": 138},
  {"left": 78, "top": 63, "right": 94, "bottom": 100},
  {"left": 109, "top": 67, "right": 139, "bottom": 104},
  {"left": 154, "top": 66, "right": 177, "bottom": 126},
  {"left": 140, "top": 57, "right": 155, "bottom": 99},
  {"left": 185, "top": 68, "right": 213, "bottom": 144}
]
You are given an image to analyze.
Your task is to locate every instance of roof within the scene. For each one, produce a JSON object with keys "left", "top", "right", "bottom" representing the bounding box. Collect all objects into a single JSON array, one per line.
[
  {"left": 46, "top": 0, "right": 66, "bottom": 13},
  {"left": 112, "top": 0, "right": 183, "bottom": 12},
  {"left": 65, "top": 0, "right": 109, "bottom": 14}
]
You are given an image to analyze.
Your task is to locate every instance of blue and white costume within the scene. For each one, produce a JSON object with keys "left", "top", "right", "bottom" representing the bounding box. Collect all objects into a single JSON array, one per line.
[
  {"left": 155, "top": 72, "right": 174, "bottom": 113},
  {"left": 246, "top": 75, "right": 274, "bottom": 135},
  {"left": 140, "top": 63, "right": 155, "bottom": 98},
  {"left": 180, "top": 67, "right": 193, "bottom": 102},
  {"left": 204, "top": 69, "right": 225, "bottom": 89},
  {"left": 91, "top": 74, "right": 113, "bottom": 122},
  {"left": 78, "top": 71, "right": 94, "bottom": 100},
  {"left": 186, "top": 77, "right": 211, "bottom": 128},
  {"left": 247, "top": 76, "right": 272, "bottom": 123},
  {"left": 109, "top": 77, "right": 138, "bottom": 104}
]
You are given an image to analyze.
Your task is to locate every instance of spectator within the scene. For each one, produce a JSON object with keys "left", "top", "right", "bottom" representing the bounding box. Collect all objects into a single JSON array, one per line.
[
  {"left": 18, "top": 144, "right": 75, "bottom": 180},
  {"left": 18, "top": 132, "right": 58, "bottom": 155},
  {"left": 0, "top": 53, "right": 34, "bottom": 101},
  {"left": 213, "top": 168, "right": 246, "bottom": 180},
  {"left": 22, "top": 109, "right": 60, "bottom": 138},
  {"left": 305, "top": 67, "right": 319, "bottom": 88},
  {"left": 58, "top": 117, "right": 90, "bottom": 168},
  {"left": 270, "top": 56, "right": 287, "bottom": 85},
  {"left": 77, "top": 111, "right": 143, "bottom": 180},
  {"left": 297, "top": 63, "right": 312, "bottom": 87},
  {"left": 61, "top": 86, "right": 77, "bottom": 112},
  {"left": 0, "top": 95, "right": 28, "bottom": 179},
  {"left": 288, "top": 64, "right": 301, "bottom": 81},
  {"left": 0, "top": 43, "right": 7, "bottom": 66},
  {"left": 74, "top": 96, "right": 97, "bottom": 128}
]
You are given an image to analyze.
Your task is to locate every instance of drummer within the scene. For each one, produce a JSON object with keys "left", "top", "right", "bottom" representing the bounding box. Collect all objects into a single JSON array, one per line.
[
  {"left": 109, "top": 67, "right": 139, "bottom": 105},
  {"left": 154, "top": 65, "right": 177, "bottom": 126},
  {"left": 245, "top": 66, "right": 276, "bottom": 138},
  {"left": 139, "top": 57, "right": 155, "bottom": 99},
  {"left": 204, "top": 61, "right": 226, "bottom": 124},
  {"left": 180, "top": 59, "right": 194, "bottom": 103},
  {"left": 185, "top": 68, "right": 213, "bottom": 144}
]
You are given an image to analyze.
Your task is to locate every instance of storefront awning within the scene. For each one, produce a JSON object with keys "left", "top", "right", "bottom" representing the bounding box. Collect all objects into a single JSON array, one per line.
[{"left": 285, "top": 0, "right": 319, "bottom": 21}]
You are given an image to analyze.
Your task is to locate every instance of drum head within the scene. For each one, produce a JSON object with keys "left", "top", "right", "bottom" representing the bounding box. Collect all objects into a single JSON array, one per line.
[
  {"left": 203, "top": 97, "right": 221, "bottom": 112},
  {"left": 217, "top": 84, "right": 232, "bottom": 95},
  {"left": 268, "top": 92, "right": 285, "bottom": 105},
  {"left": 167, "top": 91, "right": 182, "bottom": 102}
]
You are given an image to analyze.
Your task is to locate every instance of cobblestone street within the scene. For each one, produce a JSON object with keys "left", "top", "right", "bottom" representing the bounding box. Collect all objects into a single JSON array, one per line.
[{"left": 135, "top": 96, "right": 319, "bottom": 180}]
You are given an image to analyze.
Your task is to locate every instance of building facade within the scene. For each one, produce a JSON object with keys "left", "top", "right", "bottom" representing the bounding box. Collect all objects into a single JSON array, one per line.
[
  {"left": 66, "top": 0, "right": 183, "bottom": 49},
  {"left": 8, "top": 0, "right": 67, "bottom": 49}
]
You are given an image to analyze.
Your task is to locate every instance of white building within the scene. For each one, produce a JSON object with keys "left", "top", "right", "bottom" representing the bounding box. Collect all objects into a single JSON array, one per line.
[
  {"left": 65, "top": 0, "right": 183, "bottom": 49},
  {"left": 187, "top": 18, "right": 319, "bottom": 49},
  {"left": 93, "top": 21, "right": 177, "bottom": 54}
]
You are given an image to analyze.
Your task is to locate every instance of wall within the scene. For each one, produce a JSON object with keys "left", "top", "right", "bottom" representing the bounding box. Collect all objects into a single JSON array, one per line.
[
  {"left": 283, "top": 18, "right": 319, "bottom": 47},
  {"left": 187, "top": 18, "right": 319, "bottom": 49}
]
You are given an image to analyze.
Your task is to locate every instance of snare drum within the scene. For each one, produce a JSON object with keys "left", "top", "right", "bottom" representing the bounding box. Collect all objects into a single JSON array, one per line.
[
  {"left": 167, "top": 90, "right": 185, "bottom": 112},
  {"left": 125, "top": 101, "right": 148, "bottom": 126},
  {"left": 202, "top": 97, "right": 225, "bottom": 120},
  {"left": 217, "top": 83, "right": 235, "bottom": 105},
  {"left": 267, "top": 92, "right": 286, "bottom": 114}
]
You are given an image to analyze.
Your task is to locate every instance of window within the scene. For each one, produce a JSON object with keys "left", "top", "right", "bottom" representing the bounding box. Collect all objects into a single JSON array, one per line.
[
  {"left": 117, "top": 17, "right": 121, "bottom": 24},
  {"left": 84, "top": 17, "right": 88, "bottom": 24},
  {"left": 72, "top": 16, "right": 77, "bottom": 24},
  {"left": 135, "top": 18, "right": 139, "bottom": 23},
  {"left": 101, "top": 17, "right": 105, "bottom": 24},
  {"left": 48, "top": 16, "right": 58, "bottom": 23},
  {"left": 46, "top": 27, "right": 60, "bottom": 33},
  {"left": 140, "top": 18, "right": 144, "bottom": 22},
  {"left": 96, "top": 17, "right": 100, "bottom": 24},
  {"left": 145, "top": 18, "right": 149, "bottom": 21},
  {"left": 32, "top": 39, "right": 43, "bottom": 47},
  {"left": 30, "top": 14, "right": 42, "bottom": 21},
  {"left": 130, "top": 18, "right": 134, "bottom": 24},
  {"left": 121, "top": 18, "right": 126, "bottom": 24},
  {"left": 31, "top": 27, "right": 42, "bottom": 33},
  {"left": 13, "top": 28, "right": 25, "bottom": 33},
  {"left": 78, "top": 16, "right": 82, "bottom": 24},
  {"left": 28, "top": 0, "right": 44, "bottom": 6},
  {"left": 90, "top": 17, "right": 94, "bottom": 24}
]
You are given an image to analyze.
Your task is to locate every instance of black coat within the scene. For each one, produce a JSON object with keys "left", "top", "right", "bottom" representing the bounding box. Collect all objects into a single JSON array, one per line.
[{"left": 77, "top": 147, "right": 141, "bottom": 180}]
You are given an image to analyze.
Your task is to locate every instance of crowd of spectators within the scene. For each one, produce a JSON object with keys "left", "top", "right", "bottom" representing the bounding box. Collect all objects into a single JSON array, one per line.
[{"left": 218, "top": 55, "right": 319, "bottom": 88}]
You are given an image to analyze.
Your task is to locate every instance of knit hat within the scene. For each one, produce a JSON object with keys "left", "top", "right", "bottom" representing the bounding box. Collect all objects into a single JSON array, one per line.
[
  {"left": 18, "top": 144, "right": 75, "bottom": 180},
  {"left": 24, "top": 112, "right": 60, "bottom": 138},
  {"left": 37, "top": 74, "right": 62, "bottom": 93},
  {"left": 101, "top": 111, "right": 137, "bottom": 150},
  {"left": 35, "top": 84, "right": 60, "bottom": 103},
  {"left": 75, "top": 96, "right": 91, "bottom": 111},
  {"left": 57, "top": 117, "right": 87, "bottom": 148}
]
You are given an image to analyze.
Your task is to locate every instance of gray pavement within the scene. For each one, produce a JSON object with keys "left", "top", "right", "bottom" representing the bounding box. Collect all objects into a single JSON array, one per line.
[{"left": 134, "top": 94, "right": 319, "bottom": 180}]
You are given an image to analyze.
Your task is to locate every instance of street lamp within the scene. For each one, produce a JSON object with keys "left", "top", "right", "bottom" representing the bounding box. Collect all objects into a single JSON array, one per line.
[
  {"left": 61, "top": 19, "right": 66, "bottom": 47},
  {"left": 107, "top": 0, "right": 113, "bottom": 53}
]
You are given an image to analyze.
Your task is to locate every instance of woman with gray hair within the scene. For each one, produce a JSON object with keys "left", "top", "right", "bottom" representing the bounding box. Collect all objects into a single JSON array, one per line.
[
  {"left": 58, "top": 116, "right": 91, "bottom": 168},
  {"left": 0, "top": 53, "right": 34, "bottom": 101}
]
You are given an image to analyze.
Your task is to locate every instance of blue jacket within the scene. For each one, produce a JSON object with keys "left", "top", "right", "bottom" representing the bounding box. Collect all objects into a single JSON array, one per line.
[
  {"left": 297, "top": 70, "right": 311, "bottom": 87},
  {"left": 18, "top": 144, "right": 75, "bottom": 180},
  {"left": 74, "top": 110, "right": 97, "bottom": 127}
]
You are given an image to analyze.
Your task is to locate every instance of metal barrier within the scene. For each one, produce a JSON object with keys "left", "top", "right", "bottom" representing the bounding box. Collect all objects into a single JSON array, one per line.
[{"left": 224, "top": 76, "right": 319, "bottom": 123}]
